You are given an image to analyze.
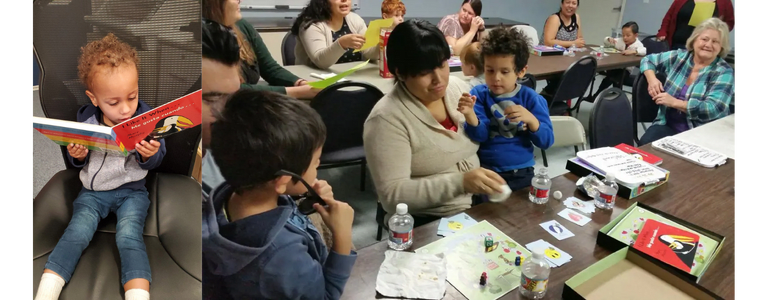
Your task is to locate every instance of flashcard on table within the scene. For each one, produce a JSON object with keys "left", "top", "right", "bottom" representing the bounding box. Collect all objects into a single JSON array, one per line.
[
  {"left": 436, "top": 212, "right": 477, "bottom": 236},
  {"left": 558, "top": 208, "right": 592, "bottom": 226},
  {"left": 563, "top": 197, "right": 596, "bottom": 214},
  {"left": 539, "top": 220, "right": 575, "bottom": 240},
  {"left": 526, "top": 239, "right": 572, "bottom": 267}
]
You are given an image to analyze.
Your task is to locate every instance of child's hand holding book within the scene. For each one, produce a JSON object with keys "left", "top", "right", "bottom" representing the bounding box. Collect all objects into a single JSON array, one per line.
[
  {"left": 135, "top": 140, "right": 161, "bottom": 162},
  {"left": 67, "top": 143, "right": 89, "bottom": 162}
]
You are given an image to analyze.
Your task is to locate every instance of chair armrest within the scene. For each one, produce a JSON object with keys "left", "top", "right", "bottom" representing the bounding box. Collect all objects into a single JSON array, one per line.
[{"left": 33, "top": 169, "right": 82, "bottom": 259}]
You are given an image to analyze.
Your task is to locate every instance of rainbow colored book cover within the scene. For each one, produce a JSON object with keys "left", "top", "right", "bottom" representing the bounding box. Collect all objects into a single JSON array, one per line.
[{"left": 34, "top": 90, "right": 201, "bottom": 157}]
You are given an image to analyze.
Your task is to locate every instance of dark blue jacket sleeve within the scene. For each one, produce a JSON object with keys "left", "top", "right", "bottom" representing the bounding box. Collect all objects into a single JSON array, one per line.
[{"left": 254, "top": 246, "right": 357, "bottom": 300}]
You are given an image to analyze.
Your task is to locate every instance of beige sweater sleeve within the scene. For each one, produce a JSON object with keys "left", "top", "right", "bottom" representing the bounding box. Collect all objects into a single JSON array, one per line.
[
  {"left": 298, "top": 23, "right": 347, "bottom": 69},
  {"left": 363, "top": 114, "right": 466, "bottom": 213},
  {"left": 346, "top": 13, "right": 379, "bottom": 62}
]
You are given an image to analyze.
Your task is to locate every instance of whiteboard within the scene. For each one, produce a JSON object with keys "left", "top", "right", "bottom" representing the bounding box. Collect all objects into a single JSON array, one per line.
[{"left": 240, "top": 0, "right": 359, "bottom": 10}]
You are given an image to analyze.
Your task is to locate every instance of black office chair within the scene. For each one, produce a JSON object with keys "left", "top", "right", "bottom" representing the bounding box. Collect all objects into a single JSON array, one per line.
[
  {"left": 632, "top": 73, "right": 665, "bottom": 145},
  {"left": 518, "top": 73, "right": 537, "bottom": 90},
  {"left": 33, "top": 1, "right": 202, "bottom": 299},
  {"left": 311, "top": 81, "right": 384, "bottom": 191},
  {"left": 589, "top": 88, "right": 634, "bottom": 149},
  {"left": 281, "top": 32, "right": 297, "bottom": 66},
  {"left": 549, "top": 55, "right": 597, "bottom": 116},
  {"left": 641, "top": 35, "right": 671, "bottom": 56}
]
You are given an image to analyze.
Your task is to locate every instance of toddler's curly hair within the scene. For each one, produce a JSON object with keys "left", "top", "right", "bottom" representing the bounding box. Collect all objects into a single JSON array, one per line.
[
  {"left": 77, "top": 33, "right": 139, "bottom": 89},
  {"left": 481, "top": 26, "right": 530, "bottom": 74}
]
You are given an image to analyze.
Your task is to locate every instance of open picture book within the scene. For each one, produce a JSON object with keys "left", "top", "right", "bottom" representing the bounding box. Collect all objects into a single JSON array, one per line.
[{"left": 33, "top": 90, "right": 201, "bottom": 157}]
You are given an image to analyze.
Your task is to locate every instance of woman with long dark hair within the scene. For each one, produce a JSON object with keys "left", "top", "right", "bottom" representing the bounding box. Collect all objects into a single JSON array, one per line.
[
  {"left": 540, "top": 0, "right": 584, "bottom": 97},
  {"left": 202, "top": 0, "right": 319, "bottom": 99},
  {"left": 291, "top": 0, "right": 378, "bottom": 69},
  {"left": 437, "top": 0, "right": 484, "bottom": 56}
]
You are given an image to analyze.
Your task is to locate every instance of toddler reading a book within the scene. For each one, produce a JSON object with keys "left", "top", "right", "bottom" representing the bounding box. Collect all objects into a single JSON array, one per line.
[
  {"left": 34, "top": 33, "right": 166, "bottom": 300},
  {"left": 458, "top": 26, "right": 553, "bottom": 191}
]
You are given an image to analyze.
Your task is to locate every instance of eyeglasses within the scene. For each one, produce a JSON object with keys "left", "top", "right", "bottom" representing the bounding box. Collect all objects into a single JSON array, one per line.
[{"left": 274, "top": 170, "right": 327, "bottom": 215}]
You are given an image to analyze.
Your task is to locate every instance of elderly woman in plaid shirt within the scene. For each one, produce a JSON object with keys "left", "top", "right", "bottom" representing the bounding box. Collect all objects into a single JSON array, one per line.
[{"left": 638, "top": 17, "right": 734, "bottom": 145}]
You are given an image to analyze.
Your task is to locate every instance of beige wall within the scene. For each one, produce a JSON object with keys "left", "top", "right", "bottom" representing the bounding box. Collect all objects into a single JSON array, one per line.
[{"left": 260, "top": 31, "right": 288, "bottom": 66}]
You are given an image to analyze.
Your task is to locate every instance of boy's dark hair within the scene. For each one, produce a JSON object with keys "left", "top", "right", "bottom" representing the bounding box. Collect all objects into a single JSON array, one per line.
[
  {"left": 480, "top": 26, "right": 530, "bottom": 74},
  {"left": 291, "top": 0, "right": 332, "bottom": 36},
  {"left": 387, "top": 19, "right": 450, "bottom": 82},
  {"left": 202, "top": 19, "right": 240, "bottom": 67},
  {"left": 210, "top": 90, "right": 327, "bottom": 193},
  {"left": 622, "top": 21, "right": 639, "bottom": 34},
  {"left": 462, "top": 0, "right": 483, "bottom": 16}
]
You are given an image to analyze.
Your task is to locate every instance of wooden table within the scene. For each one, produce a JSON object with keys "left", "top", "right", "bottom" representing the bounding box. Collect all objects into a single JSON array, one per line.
[
  {"left": 527, "top": 46, "right": 644, "bottom": 80},
  {"left": 341, "top": 145, "right": 734, "bottom": 300}
]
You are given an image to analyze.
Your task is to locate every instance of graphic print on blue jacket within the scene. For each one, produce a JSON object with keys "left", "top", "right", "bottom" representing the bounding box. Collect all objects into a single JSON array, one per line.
[{"left": 464, "top": 84, "right": 554, "bottom": 172}]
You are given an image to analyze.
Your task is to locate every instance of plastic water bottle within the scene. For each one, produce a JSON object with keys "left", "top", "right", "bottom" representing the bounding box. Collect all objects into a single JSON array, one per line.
[
  {"left": 595, "top": 173, "right": 619, "bottom": 210},
  {"left": 597, "top": 45, "right": 605, "bottom": 59},
  {"left": 529, "top": 168, "right": 551, "bottom": 204},
  {"left": 520, "top": 249, "right": 551, "bottom": 299},
  {"left": 388, "top": 203, "right": 414, "bottom": 250}
]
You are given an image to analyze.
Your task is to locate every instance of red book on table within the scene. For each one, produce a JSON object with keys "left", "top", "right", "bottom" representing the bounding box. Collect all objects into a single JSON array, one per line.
[
  {"left": 615, "top": 143, "right": 663, "bottom": 165},
  {"left": 632, "top": 219, "right": 699, "bottom": 273}
]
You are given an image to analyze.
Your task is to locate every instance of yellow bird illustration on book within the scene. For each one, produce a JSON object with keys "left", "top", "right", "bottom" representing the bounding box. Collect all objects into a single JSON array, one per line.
[{"left": 150, "top": 116, "right": 193, "bottom": 139}]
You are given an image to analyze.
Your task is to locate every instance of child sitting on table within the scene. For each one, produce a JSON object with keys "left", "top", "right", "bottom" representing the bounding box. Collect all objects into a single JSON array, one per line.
[
  {"left": 202, "top": 89, "right": 356, "bottom": 300},
  {"left": 458, "top": 26, "right": 554, "bottom": 191},
  {"left": 381, "top": 0, "right": 406, "bottom": 29},
  {"left": 592, "top": 21, "right": 647, "bottom": 98},
  {"left": 460, "top": 42, "right": 485, "bottom": 87},
  {"left": 35, "top": 33, "right": 165, "bottom": 300}
]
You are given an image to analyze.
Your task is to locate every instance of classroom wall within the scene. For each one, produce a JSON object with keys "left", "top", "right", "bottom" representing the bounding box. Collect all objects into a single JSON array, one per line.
[
  {"left": 622, "top": 0, "right": 735, "bottom": 49},
  {"left": 241, "top": 0, "right": 561, "bottom": 35}
]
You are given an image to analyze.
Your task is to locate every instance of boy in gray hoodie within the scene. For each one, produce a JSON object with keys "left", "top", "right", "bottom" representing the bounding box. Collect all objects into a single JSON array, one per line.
[{"left": 35, "top": 33, "right": 166, "bottom": 300}]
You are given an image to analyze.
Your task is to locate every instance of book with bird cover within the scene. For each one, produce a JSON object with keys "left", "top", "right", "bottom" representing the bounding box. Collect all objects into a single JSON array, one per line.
[
  {"left": 33, "top": 90, "right": 201, "bottom": 156},
  {"left": 632, "top": 219, "right": 700, "bottom": 273}
]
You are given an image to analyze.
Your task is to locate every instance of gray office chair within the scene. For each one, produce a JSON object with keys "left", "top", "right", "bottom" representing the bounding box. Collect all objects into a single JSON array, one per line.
[{"left": 33, "top": 1, "right": 201, "bottom": 299}]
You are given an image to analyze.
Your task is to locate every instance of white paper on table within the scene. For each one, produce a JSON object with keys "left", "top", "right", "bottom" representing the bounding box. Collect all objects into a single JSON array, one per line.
[{"left": 375, "top": 251, "right": 447, "bottom": 300}]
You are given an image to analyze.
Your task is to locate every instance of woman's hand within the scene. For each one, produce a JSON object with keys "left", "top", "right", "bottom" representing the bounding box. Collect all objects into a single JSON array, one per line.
[
  {"left": 338, "top": 34, "right": 366, "bottom": 50},
  {"left": 653, "top": 92, "right": 683, "bottom": 108},
  {"left": 470, "top": 16, "right": 484, "bottom": 32},
  {"left": 463, "top": 168, "right": 505, "bottom": 195},
  {"left": 646, "top": 74, "right": 664, "bottom": 97},
  {"left": 295, "top": 79, "right": 308, "bottom": 86},
  {"left": 573, "top": 38, "right": 586, "bottom": 48},
  {"left": 286, "top": 85, "right": 321, "bottom": 100},
  {"left": 657, "top": 36, "right": 666, "bottom": 41}
]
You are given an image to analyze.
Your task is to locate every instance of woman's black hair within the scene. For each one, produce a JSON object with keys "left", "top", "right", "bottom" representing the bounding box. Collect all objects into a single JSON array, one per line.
[
  {"left": 462, "top": 0, "right": 483, "bottom": 16},
  {"left": 386, "top": 19, "right": 451, "bottom": 82},
  {"left": 291, "top": 0, "right": 333, "bottom": 35}
]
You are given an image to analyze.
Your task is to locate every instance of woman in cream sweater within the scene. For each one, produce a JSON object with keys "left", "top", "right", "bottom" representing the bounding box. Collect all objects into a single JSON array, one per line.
[
  {"left": 364, "top": 20, "right": 505, "bottom": 224},
  {"left": 291, "top": 0, "right": 378, "bottom": 69}
]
